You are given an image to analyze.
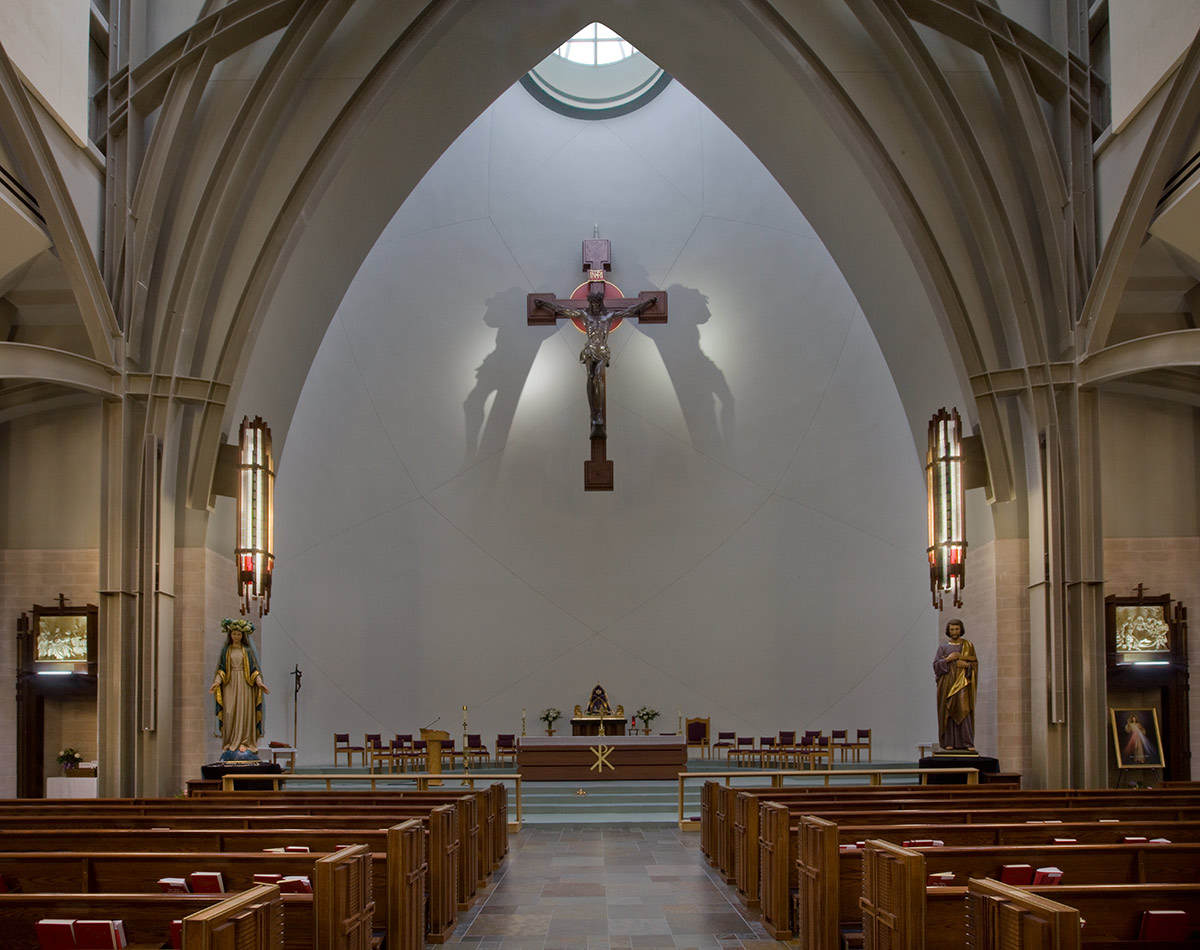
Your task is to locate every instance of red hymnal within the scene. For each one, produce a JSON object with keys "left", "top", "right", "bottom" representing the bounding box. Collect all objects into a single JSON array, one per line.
[
  {"left": 269, "top": 740, "right": 289, "bottom": 747},
  {"left": 253, "top": 873, "right": 284, "bottom": 884},
  {"left": 278, "top": 875, "right": 313, "bottom": 893},
  {"left": 1138, "top": 909, "right": 1190, "bottom": 940},
  {"left": 169, "top": 920, "right": 183, "bottom": 950},
  {"left": 284, "top": 845, "right": 310, "bottom": 853},
  {"left": 72, "top": 920, "right": 127, "bottom": 949},
  {"left": 1051, "top": 837, "right": 1076, "bottom": 844},
  {"left": 998, "top": 864, "right": 1034, "bottom": 885},
  {"left": 157, "top": 877, "right": 190, "bottom": 893},
  {"left": 35, "top": 919, "right": 76, "bottom": 950},
  {"left": 926, "top": 871, "right": 956, "bottom": 886},
  {"left": 188, "top": 870, "right": 226, "bottom": 893},
  {"left": 902, "top": 839, "right": 944, "bottom": 847},
  {"left": 1032, "top": 866, "right": 1063, "bottom": 885}
]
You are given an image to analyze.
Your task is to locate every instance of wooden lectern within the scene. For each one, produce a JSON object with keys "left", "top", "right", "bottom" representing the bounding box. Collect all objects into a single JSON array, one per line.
[{"left": 421, "top": 728, "right": 450, "bottom": 786}]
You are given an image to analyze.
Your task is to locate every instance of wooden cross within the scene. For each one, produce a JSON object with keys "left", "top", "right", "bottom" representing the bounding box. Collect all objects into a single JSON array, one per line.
[{"left": 527, "top": 238, "right": 667, "bottom": 490}]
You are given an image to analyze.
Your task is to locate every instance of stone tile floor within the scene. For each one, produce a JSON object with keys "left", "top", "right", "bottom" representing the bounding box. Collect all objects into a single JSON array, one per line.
[{"left": 445, "top": 824, "right": 799, "bottom": 950}]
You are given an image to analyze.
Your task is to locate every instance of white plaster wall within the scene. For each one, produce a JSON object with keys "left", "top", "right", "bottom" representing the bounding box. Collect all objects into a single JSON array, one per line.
[
  {"left": 0, "top": 0, "right": 90, "bottom": 146},
  {"left": 1109, "top": 0, "right": 1200, "bottom": 133},
  {"left": 259, "top": 79, "right": 947, "bottom": 765}
]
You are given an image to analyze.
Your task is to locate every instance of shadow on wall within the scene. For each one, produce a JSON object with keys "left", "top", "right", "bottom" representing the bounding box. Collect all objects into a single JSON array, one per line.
[
  {"left": 463, "top": 284, "right": 733, "bottom": 462},
  {"left": 653, "top": 285, "right": 734, "bottom": 456},
  {"left": 463, "top": 287, "right": 553, "bottom": 464}
]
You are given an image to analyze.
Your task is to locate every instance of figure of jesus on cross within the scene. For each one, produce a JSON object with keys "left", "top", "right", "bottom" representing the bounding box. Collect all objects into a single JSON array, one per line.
[
  {"left": 527, "top": 238, "right": 667, "bottom": 490},
  {"left": 532, "top": 289, "right": 659, "bottom": 441}
]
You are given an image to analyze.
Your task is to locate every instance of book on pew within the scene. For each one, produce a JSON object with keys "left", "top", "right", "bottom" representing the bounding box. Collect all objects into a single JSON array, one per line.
[
  {"left": 1032, "top": 866, "right": 1063, "bottom": 885},
  {"left": 1051, "top": 837, "right": 1076, "bottom": 843},
  {"left": 169, "top": 920, "right": 182, "bottom": 950},
  {"left": 1137, "top": 909, "right": 1191, "bottom": 940},
  {"left": 35, "top": 919, "right": 76, "bottom": 950},
  {"left": 926, "top": 871, "right": 956, "bottom": 886},
  {"left": 72, "top": 919, "right": 127, "bottom": 949},
  {"left": 902, "top": 839, "right": 944, "bottom": 847},
  {"left": 157, "top": 876, "right": 190, "bottom": 893},
  {"left": 1123, "top": 835, "right": 1148, "bottom": 843},
  {"left": 278, "top": 875, "right": 313, "bottom": 893},
  {"left": 284, "top": 845, "right": 310, "bottom": 853},
  {"left": 253, "top": 873, "right": 284, "bottom": 884},
  {"left": 1149, "top": 837, "right": 1172, "bottom": 843},
  {"left": 188, "top": 870, "right": 226, "bottom": 893},
  {"left": 998, "top": 864, "right": 1034, "bottom": 885}
]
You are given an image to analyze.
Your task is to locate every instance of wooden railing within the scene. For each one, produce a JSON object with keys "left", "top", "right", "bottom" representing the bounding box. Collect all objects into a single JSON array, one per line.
[
  {"left": 676, "top": 768, "right": 980, "bottom": 828},
  {"left": 219, "top": 771, "right": 524, "bottom": 828}
]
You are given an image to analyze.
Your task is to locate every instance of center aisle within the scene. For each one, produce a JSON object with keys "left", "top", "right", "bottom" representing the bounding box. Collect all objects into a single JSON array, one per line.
[{"left": 446, "top": 824, "right": 798, "bottom": 949}]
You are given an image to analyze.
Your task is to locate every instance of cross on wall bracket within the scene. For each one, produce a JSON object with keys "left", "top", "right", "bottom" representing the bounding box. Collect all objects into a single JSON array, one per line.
[{"left": 527, "top": 238, "right": 667, "bottom": 491}]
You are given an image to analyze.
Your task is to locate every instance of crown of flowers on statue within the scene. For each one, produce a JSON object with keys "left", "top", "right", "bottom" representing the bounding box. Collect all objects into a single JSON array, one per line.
[{"left": 221, "top": 617, "right": 256, "bottom": 635}]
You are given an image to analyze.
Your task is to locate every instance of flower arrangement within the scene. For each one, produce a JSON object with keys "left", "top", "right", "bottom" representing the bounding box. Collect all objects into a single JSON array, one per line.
[
  {"left": 634, "top": 706, "right": 660, "bottom": 729},
  {"left": 56, "top": 748, "right": 83, "bottom": 767},
  {"left": 539, "top": 707, "right": 562, "bottom": 728},
  {"left": 221, "top": 617, "right": 255, "bottom": 634}
]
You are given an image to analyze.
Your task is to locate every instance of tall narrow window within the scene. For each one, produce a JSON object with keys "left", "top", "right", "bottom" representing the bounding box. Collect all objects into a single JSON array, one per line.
[
  {"left": 236, "top": 416, "right": 274, "bottom": 616},
  {"left": 927, "top": 408, "right": 966, "bottom": 609}
]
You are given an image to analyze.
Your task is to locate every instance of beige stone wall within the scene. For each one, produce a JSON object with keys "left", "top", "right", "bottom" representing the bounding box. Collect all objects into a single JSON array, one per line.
[
  {"left": 940, "top": 538, "right": 1032, "bottom": 778},
  {"left": 1103, "top": 537, "right": 1200, "bottom": 780},
  {"left": 0, "top": 548, "right": 100, "bottom": 797},
  {"left": 175, "top": 546, "right": 244, "bottom": 792}
]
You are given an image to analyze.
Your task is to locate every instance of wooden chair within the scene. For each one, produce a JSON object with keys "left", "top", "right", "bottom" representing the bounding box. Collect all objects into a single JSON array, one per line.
[
  {"left": 440, "top": 738, "right": 460, "bottom": 769},
  {"left": 712, "top": 731, "right": 736, "bottom": 760},
  {"left": 333, "top": 732, "right": 365, "bottom": 767},
  {"left": 464, "top": 734, "right": 490, "bottom": 767},
  {"left": 849, "top": 728, "right": 872, "bottom": 762},
  {"left": 404, "top": 738, "right": 428, "bottom": 771},
  {"left": 831, "top": 728, "right": 850, "bottom": 762},
  {"left": 731, "top": 736, "right": 755, "bottom": 766},
  {"left": 796, "top": 731, "right": 821, "bottom": 769},
  {"left": 375, "top": 735, "right": 407, "bottom": 773},
  {"left": 759, "top": 736, "right": 777, "bottom": 768},
  {"left": 685, "top": 717, "right": 711, "bottom": 758},
  {"left": 495, "top": 734, "right": 517, "bottom": 765},
  {"left": 777, "top": 730, "right": 797, "bottom": 768},
  {"left": 364, "top": 733, "right": 383, "bottom": 771}
]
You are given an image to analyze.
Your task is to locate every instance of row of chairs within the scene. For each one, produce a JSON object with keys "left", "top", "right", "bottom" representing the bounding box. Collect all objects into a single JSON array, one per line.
[
  {"left": 715, "top": 728, "right": 872, "bottom": 768},
  {"left": 333, "top": 732, "right": 522, "bottom": 771}
]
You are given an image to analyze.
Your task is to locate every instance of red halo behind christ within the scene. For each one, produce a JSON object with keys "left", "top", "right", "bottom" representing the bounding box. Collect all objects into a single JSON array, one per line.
[{"left": 569, "top": 280, "right": 626, "bottom": 333}]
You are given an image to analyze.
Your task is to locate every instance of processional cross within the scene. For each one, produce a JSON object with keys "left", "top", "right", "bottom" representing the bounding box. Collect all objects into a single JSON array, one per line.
[{"left": 527, "top": 238, "right": 667, "bottom": 490}]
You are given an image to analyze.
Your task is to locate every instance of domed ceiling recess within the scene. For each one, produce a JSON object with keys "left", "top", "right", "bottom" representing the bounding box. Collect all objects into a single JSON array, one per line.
[{"left": 520, "top": 22, "right": 672, "bottom": 119}]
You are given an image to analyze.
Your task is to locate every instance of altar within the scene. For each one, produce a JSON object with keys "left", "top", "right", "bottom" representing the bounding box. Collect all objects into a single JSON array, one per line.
[{"left": 517, "top": 735, "right": 686, "bottom": 781}]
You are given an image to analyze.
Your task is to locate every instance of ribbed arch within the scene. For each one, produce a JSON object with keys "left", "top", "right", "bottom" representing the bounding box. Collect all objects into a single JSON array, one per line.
[{"left": 114, "top": 0, "right": 1081, "bottom": 510}]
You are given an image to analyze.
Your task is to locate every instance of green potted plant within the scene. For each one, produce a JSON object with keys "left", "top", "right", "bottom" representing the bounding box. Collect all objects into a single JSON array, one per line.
[
  {"left": 56, "top": 748, "right": 83, "bottom": 773},
  {"left": 539, "top": 707, "right": 562, "bottom": 736},
  {"left": 634, "top": 706, "right": 660, "bottom": 735}
]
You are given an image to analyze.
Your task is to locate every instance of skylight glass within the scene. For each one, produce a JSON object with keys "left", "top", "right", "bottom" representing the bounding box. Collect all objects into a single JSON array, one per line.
[{"left": 556, "top": 23, "right": 637, "bottom": 65}]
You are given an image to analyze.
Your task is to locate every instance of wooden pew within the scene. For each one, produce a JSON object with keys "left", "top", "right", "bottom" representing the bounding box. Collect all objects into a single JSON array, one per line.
[
  {"left": 718, "top": 783, "right": 1200, "bottom": 900},
  {"left": 964, "top": 878, "right": 1082, "bottom": 950},
  {"left": 0, "top": 847, "right": 377, "bottom": 950},
  {"left": 0, "top": 816, "right": 452, "bottom": 945},
  {"left": 784, "top": 814, "right": 1200, "bottom": 947},
  {"left": 865, "top": 840, "right": 1200, "bottom": 950},
  {"left": 0, "top": 790, "right": 499, "bottom": 894},
  {"left": 0, "top": 886, "right": 291, "bottom": 950}
]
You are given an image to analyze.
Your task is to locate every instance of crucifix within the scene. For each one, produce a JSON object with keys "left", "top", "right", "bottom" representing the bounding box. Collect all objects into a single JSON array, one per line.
[{"left": 527, "top": 238, "right": 667, "bottom": 490}]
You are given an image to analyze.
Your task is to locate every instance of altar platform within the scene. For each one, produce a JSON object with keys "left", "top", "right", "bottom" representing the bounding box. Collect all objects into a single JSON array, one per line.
[{"left": 517, "top": 735, "right": 686, "bottom": 781}]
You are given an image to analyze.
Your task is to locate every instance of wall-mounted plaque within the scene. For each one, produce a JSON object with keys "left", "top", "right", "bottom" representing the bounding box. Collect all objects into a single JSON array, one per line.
[{"left": 35, "top": 614, "right": 90, "bottom": 662}]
